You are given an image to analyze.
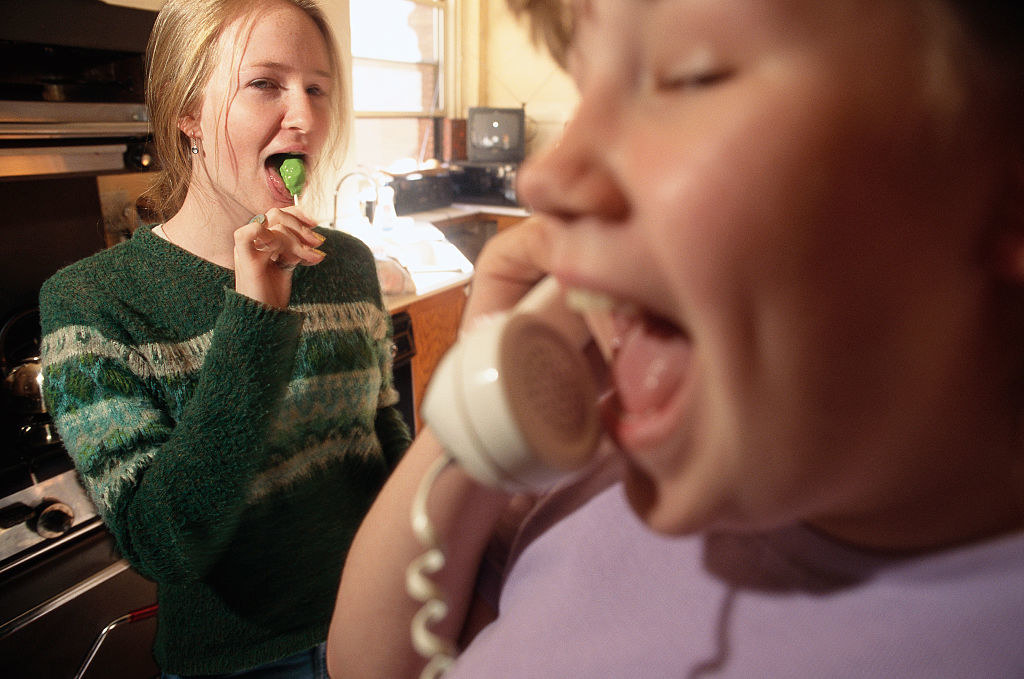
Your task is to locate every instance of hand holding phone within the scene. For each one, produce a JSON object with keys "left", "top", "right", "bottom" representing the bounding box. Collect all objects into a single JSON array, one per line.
[{"left": 421, "top": 277, "right": 603, "bottom": 492}]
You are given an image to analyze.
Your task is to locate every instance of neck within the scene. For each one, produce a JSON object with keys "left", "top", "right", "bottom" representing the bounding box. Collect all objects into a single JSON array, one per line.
[
  {"left": 810, "top": 415, "right": 1024, "bottom": 555},
  {"left": 162, "top": 190, "right": 248, "bottom": 269}
]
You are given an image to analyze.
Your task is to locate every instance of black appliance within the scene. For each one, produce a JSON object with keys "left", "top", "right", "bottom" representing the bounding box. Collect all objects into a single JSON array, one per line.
[
  {"left": 466, "top": 106, "right": 525, "bottom": 163},
  {"left": 0, "top": 0, "right": 159, "bottom": 179},
  {"left": 390, "top": 311, "right": 417, "bottom": 437},
  {"left": 0, "top": 187, "right": 160, "bottom": 679},
  {"left": 449, "top": 161, "right": 520, "bottom": 207},
  {"left": 390, "top": 171, "right": 454, "bottom": 216},
  {"left": 0, "top": 3, "right": 162, "bottom": 677}
]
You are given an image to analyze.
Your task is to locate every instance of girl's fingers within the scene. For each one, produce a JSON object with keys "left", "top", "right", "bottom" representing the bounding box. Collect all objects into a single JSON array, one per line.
[
  {"left": 265, "top": 207, "right": 325, "bottom": 247},
  {"left": 246, "top": 213, "right": 326, "bottom": 268}
]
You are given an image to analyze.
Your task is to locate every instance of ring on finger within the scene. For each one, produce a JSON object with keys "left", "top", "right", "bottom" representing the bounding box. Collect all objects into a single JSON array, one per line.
[{"left": 252, "top": 236, "right": 271, "bottom": 252}]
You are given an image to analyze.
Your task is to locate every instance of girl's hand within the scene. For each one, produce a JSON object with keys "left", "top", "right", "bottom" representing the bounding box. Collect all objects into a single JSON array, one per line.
[{"left": 233, "top": 206, "right": 326, "bottom": 308}]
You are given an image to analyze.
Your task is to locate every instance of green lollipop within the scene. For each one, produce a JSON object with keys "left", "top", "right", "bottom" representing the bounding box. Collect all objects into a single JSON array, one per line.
[{"left": 279, "top": 156, "right": 306, "bottom": 196}]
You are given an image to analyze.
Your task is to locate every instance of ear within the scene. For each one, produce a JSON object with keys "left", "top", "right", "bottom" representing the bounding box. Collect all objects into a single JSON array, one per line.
[{"left": 178, "top": 114, "right": 200, "bottom": 140}]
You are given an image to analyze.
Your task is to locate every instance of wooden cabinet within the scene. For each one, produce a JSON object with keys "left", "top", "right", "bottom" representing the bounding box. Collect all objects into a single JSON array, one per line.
[
  {"left": 388, "top": 282, "right": 468, "bottom": 431},
  {"left": 384, "top": 209, "right": 526, "bottom": 430}
]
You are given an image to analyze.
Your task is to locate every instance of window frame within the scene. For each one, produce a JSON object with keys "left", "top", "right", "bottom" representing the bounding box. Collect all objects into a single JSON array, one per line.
[{"left": 350, "top": 0, "right": 447, "bottom": 120}]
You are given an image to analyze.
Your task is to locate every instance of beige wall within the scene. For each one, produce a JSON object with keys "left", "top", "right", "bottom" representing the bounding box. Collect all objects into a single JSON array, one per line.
[{"left": 473, "top": 0, "right": 577, "bottom": 158}]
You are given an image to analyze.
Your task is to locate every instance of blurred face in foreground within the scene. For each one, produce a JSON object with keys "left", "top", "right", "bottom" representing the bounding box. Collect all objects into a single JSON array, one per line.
[{"left": 519, "top": 0, "right": 1024, "bottom": 548}]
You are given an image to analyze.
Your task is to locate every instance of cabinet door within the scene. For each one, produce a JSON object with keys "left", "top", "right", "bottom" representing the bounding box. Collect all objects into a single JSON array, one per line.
[
  {"left": 441, "top": 219, "right": 497, "bottom": 264},
  {"left": 403, "top": 284, "right": 468, "bottom": 431}
]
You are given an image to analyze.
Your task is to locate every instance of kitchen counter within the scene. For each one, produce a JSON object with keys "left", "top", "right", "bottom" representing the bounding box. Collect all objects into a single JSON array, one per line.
[
  {"left": 366, "top": 203, "right": 531, "bottom": 428},
  {"left": 408, "top": 202, "right": 531, "bottom": 225},
  {"left": 384, "top": 271, "right": 471, "bottom": 314}
]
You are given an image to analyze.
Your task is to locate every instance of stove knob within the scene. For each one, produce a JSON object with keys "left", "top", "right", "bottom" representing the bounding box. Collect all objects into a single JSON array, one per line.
[{"left": 34, "top": 501, "right": 75, "bottom": 538}]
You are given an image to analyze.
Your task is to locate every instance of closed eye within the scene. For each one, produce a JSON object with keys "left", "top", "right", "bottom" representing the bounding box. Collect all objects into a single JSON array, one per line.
[{"left": 656, "top": 68, "right": 734, "bottom": 92}]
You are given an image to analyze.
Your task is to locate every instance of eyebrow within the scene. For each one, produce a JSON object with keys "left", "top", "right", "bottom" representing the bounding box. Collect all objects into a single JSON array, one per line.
[{"left": 244, "top": 60, "right": 331, "bottom": 79}]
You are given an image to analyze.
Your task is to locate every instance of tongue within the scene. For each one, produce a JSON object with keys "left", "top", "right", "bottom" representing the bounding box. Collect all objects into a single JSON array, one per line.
[{"left": 612, "top": 317, "right": 690, "bottom": 415}]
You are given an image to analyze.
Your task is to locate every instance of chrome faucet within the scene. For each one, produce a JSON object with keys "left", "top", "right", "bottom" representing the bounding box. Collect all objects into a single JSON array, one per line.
[{"left": 332, "top": 170, "right": 379, "bottom": 227}]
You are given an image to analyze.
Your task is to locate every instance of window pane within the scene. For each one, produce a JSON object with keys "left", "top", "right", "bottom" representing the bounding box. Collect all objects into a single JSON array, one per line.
[
  {"left": 350, "top": 118, "right": 437, "bottom": 171},
  {"left": 352, "top": 60, "right": 439, "bottom": 112},
  {"left": 350, "top": 0, "right": 439, "bottom": 63},
  {"left": 349, "top": 0, "right": 444, "bottom": 165}
]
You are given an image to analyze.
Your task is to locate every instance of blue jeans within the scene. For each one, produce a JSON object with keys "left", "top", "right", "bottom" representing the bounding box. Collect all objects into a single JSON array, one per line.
[{"left": 161, "top": 642, "right": 327, "bottom": 679}]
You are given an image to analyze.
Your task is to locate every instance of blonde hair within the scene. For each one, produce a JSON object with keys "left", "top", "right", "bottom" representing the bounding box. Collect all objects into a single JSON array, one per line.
[{"left": 142, "top": 0, "right": 348, "bottom": 221}]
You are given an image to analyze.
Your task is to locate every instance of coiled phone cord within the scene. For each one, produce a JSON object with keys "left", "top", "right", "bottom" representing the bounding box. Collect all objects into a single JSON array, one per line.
[{"left": 407, "top": 454, "right": 458, "bottom": 679}]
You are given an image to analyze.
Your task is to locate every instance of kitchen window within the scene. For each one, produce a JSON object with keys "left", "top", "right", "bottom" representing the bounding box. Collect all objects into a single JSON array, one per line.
[{"left": 349, "top": 0, "right": 446, "bottom": 171}]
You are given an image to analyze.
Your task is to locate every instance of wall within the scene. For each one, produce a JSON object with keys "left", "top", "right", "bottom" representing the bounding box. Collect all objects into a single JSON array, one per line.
[{"left": 476, "top": 0, "right": 577, "bottom": 158}]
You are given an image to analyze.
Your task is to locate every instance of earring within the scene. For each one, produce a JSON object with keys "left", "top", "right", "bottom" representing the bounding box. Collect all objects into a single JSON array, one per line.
[{"left": 190, "top": 137, "right": 200, "bottom": 155}]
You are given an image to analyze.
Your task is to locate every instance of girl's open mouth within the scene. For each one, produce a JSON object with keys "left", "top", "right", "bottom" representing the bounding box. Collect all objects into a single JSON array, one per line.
[
  {"left": 265, "top": 153, "right": 305, "bottom": 202},
  {"left": 568, "top": 288, "right": 694, "bottom": 450}
]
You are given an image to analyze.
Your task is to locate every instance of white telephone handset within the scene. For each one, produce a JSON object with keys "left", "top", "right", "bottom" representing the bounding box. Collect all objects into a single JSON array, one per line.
[
  {"left": 411, "top": 277, "right": 605, "bottom": 678},
  {"left": 421, "top": 277, "right": 603, "bottom": 493}
]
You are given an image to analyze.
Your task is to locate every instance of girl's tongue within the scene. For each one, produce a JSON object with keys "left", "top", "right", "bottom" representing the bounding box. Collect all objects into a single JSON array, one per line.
[
  {"left": 266, "top": 163, "right": 292, "bottom": 203},
  {"left": 611, "top": 312, "right": 691, "bottom": 416},
  {"left": 568, "top": 289, "right": 691, "bottom": 417}
]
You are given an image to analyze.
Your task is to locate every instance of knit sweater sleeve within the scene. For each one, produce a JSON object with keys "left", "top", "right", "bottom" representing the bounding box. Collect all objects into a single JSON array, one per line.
[
  {"left": 375, "top": 405, "right": 411, "bottom": 470},
  {"left": 340, "top": 230, "right": 411, "bottom": 470},
  {"left": 41, "top": 277, "right": 303, "bottom": 583}
]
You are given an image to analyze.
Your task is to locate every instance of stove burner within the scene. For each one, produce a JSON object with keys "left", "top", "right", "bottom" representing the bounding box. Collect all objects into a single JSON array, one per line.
[
  {"left": 0, "top": 463, "right": 98, "bottom": 571},
  {"left": 1, "top": 307, "right": 98, "bottom": 568}
]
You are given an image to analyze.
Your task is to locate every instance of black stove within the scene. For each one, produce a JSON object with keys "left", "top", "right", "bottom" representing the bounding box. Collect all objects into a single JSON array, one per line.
[
  {"left": 0, "top": 301, "right": 157, "bottom": 678},
  {"left": 0, "top": 307, "right": 102, "bottom": 573},
  {"left": 0, "top": 30, "right": 161, "bottom": 669},
  {"left": 0, "top": 448, "right": 101, "bottom": 570}
]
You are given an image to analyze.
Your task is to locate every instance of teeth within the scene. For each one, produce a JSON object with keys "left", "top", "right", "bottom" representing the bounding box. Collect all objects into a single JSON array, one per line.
[
  {"left": 565, "top": 287, "right": 625, "bottom": 361},
  {"left": 565, "top": 287, "right": 615, "bottom": 313},
  {"left": 566, "top": 286, "right": 641, "bottom": 320}
]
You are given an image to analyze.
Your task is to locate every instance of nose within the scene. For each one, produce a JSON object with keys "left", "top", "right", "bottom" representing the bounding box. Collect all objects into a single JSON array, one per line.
[
  {"left": 517, "top": 92, "right": 629, "bottom": 224},
  {"left": 282, "top": 88, "right": 314, "bottom": 133}
]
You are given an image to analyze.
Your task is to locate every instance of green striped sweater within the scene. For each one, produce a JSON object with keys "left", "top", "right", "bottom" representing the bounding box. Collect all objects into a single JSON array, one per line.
[{"left": 40, "top": 224, "right": 410, "bottom": 675}]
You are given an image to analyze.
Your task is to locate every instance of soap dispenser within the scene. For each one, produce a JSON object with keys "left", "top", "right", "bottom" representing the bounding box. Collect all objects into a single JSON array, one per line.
[{"left": 373, "top": 184, "right": 398, "bottom": 230}]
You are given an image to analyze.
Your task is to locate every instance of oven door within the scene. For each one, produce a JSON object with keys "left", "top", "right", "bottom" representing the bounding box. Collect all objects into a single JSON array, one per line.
[
  {"left": 0, "top": 524, "right": 158, "bottom": 679},
  {"left": 391, "top": 311, "right": 417, "bottom": 437}
]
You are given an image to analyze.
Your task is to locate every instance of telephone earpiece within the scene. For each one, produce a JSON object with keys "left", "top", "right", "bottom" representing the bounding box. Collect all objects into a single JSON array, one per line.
[{"left": 421, "top": 277, "right": 602, "bottom": 492}]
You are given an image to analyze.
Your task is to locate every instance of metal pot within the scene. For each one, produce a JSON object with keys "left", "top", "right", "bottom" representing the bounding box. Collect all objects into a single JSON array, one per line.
[
  {"left": 5, "top": 357, "right": 46, "bottom": 414},
  {"left": 1, "top": 309, "right": 47, "bottom": 415}
]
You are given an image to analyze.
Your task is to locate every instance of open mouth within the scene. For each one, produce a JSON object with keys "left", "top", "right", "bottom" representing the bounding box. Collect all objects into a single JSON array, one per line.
[
  {"left": 568, "top": 287, "right": 693, "bottom": 444},
  {"left": 265, "top": 153, "right": 306, "bottom": 199}
]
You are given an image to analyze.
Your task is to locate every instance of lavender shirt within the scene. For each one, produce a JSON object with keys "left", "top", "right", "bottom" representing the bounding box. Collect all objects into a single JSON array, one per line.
[{"left": 447, "top": 466, "right": 1024, "bottom": 678}]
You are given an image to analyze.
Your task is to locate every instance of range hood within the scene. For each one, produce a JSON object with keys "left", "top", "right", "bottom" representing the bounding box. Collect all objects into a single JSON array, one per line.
[{"left": 0, "top": 0, "right": 159, "bottom": 178}]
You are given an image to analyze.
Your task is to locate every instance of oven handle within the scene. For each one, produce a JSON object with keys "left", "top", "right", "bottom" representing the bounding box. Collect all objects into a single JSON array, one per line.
[
  {"left": 0, "top": 559, "right": 131, "bottom": 640},
  {"left": 74, "top": 602, "right": 158, "bottom": 679},
  {"left": 0, "top": 122, "right": 151, "bottom": 139}
]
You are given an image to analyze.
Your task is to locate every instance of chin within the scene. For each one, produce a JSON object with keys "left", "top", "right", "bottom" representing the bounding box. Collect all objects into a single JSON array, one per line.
[
  {"left": 620, "top": 461, "right": 697, "bottom": 535},
  {"left": 620, "top": 452, "right": 748, "bottom": 537}
]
